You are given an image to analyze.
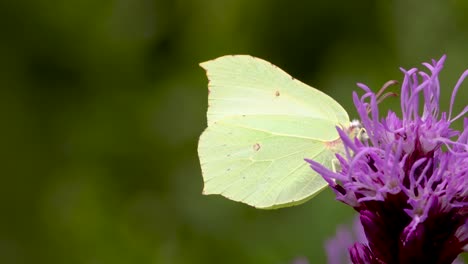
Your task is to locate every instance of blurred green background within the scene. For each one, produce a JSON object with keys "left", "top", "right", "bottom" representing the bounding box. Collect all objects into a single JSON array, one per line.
[{"left": 1, "top": 0, "right": 468, "bottom": 263}]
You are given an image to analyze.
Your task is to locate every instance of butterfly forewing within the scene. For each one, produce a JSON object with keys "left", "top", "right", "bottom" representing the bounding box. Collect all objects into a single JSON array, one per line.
[{"left": 198, "top": 55, "right": 349, "bottom": 209}]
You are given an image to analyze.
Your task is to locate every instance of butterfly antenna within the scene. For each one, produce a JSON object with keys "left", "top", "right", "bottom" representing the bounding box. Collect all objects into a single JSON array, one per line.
[
  {"left": 375, "top": 80, "right": 398, "bottom": 98},
  {"left": 376, "top": 92, "right": 398, "bottom": 105},
  {"left": 366, "top": 80, "right": 399, "bottom": 114}
]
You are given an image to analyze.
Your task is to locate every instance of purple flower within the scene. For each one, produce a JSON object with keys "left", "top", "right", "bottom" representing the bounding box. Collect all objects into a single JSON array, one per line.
[
  {"left": 307, "top": 56, "right": 468, "bottom": 264},
  {"left": 325, "top": 216, "right": 467, "bottom": 264},
  {"left": 326, "top": 217, "right": 367, "bottom": 264}
]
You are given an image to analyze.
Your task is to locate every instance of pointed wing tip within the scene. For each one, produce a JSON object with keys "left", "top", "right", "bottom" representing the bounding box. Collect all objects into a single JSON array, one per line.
[
  {"left": 201, "top": 187, "right": 212, "bottom": 196},
  {"left": 199, "top": 54, "right": 257, "bottom": 69},
  {"left": 201, "top": 184, "right": 216, "bottom": 196},
  {"left": 199, "top": 56, "right": 226, "bottom": 69},
  {"left": 199, "top": 61, "right": 210, "bottom": 70}
]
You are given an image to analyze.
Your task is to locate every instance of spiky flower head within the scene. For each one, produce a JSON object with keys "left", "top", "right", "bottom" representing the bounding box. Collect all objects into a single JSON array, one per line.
[{"left": 308, "top": 56, "right": 468, "bottom": 264}]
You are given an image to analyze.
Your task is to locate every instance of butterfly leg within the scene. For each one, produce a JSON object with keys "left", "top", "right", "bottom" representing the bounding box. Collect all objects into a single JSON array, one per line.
[
  {"left": 356, "top": 127, "right": 369, "bottom": 142},
  {"left": 331, "top": 158, "right": 341, "bottom": 173}
]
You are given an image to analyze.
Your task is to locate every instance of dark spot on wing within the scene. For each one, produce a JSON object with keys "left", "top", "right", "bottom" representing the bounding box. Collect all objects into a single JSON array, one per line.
[
  {"left": 253, "top": 143, "right": 261, "bottom": 151},
  {"left": 275, "top": 91, "right": 280, "bottom": 97}
]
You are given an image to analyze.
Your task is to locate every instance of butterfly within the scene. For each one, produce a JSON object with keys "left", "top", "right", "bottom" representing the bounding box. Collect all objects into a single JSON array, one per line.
[{"left": 198, "top": 55, "right": 353, "bottom": 209}]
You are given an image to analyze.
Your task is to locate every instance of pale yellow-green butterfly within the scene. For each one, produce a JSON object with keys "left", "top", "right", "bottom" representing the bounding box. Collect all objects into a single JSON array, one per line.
[{"left": 198, "top": 55, "right": 352, "bottom": 209}]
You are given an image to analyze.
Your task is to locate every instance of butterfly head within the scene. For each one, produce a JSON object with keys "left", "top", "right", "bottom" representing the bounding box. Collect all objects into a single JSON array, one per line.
[{"left": 347, "top": 119, "right": 369, "bottom": 142}]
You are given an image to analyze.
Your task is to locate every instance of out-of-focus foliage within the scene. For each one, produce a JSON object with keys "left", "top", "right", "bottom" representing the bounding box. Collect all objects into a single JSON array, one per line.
[{"left": 1, "top": 0, "right": 468, "bottom": 263}]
